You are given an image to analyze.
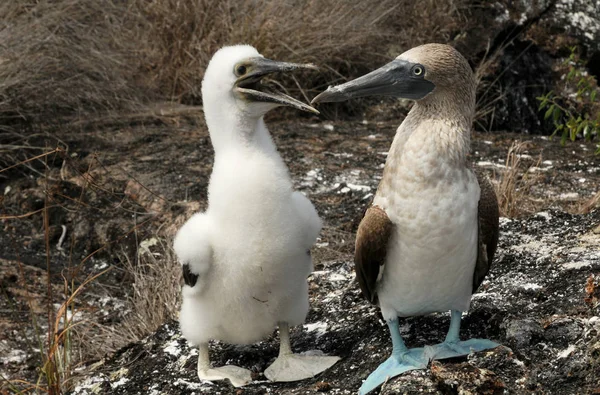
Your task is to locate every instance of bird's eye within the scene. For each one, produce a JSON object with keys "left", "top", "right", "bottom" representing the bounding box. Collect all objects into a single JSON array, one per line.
[
  {"left": 412, "top": 65, "right": 424, "bottom": 76},
  {"left": 235, "top": 64, "right": 247, "bottom": 76}
]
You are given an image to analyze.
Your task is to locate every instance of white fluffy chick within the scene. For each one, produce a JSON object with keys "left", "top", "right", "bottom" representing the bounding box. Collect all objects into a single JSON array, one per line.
[{"left": 174, "top": 45, "right": 339, "bottom": 388}]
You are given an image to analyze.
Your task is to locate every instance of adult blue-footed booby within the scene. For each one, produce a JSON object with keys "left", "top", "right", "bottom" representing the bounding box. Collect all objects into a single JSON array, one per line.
[
  {"left": 312, "top": 44, "right": 500, "bottom": 394},
  {"left": 175, "top": 45, "right": 339, "bottom": 387}
]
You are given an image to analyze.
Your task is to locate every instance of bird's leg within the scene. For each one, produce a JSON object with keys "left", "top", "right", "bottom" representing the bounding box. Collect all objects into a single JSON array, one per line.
[
  {"left": 196, "top": 343, "right": 252, "bottom": 387},
  {"left": 264, "top": 322, "right": 340, "bottom": 382},
  {"left": 427, "top": 310, "right": 499, "bottom": 360},
  {"left": 445, "top": 309, "right": 463, "bottom": 343},
  {"left": 359, "top": 318, "right": 428, "bottom": 395}
]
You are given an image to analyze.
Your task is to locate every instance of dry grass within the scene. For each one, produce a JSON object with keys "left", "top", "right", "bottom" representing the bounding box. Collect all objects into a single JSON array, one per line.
[
  {"left": 578, "top": 191, "right": 600, "bottom": 214},
  {"left": 118, "top": 239, "right": 181, "bottom": 341},
  {"left": 136, "top": 0, "right": 467, "bottom": 103},
  {"left": 0, "top": 0, "right": 468, "bottom": 127},
  {"left": 0, "top": 1, "right": 150, "bottom": 125},
  {"left": 493, "top": 141, "right": 544, "bottom": 217}
]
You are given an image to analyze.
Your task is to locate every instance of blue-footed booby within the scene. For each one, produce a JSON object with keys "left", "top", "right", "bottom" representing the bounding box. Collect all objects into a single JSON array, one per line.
[
  {"left": 312, "top": 44, "right": 500, "bottom": 394},
  {"left": 175, "top": 45, "right": 339, "bottom": 387}
]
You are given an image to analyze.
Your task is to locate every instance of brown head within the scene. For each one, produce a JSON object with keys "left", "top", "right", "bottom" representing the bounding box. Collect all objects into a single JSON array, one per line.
[{"left": 312, "top": 43, "right": 476, "bottom": 120}]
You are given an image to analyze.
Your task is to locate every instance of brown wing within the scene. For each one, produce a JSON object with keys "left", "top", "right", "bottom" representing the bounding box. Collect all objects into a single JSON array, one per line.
[
  {"left": 472, "top": 172, "right": 500, "bottom": 293},
  {"left": 354, "top": 205, "right": 394, "bottom": 304}
]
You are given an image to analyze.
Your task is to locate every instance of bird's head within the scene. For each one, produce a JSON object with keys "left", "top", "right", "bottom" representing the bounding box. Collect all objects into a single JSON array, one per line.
[
  {"left": 311, "top": 44, "right": 475, "bottom": 108},
  {"left": 202, "top": 45, "right": 319, "bottom": 118}
]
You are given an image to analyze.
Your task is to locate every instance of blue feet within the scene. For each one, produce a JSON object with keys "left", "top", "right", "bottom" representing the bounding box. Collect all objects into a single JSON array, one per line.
[
  {"left": 359, "top": 319, "right": 428, "bottom": 395},
  {"left": 426, "top": 310, "right": 499, "bottom": 360},
  {"left": 358, "top": 347, "right": 427, "bottom": 395},
  {"left": 358, "top": 311, "right": 500, "bottom": 394},
  {"left": 426, "top": 338, "right": 499, "bottom": 360}
]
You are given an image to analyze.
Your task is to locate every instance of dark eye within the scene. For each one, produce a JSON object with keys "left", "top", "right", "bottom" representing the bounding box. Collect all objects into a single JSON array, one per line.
[
  {"left": 412, "top": 65, "right": 424, "bottom": 76},
  {"left": 235, "top": 64, "right": 247, "bottom": 76}
]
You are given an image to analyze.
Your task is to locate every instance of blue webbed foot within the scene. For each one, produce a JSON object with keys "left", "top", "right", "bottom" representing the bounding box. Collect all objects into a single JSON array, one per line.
[
  {"left": 359, "top": 347, "right": 428, "bottom": 395},
  {"left": 427, "top": 338, "right": 499, "bottom": 360},
  {"left": 428, "top": 310, "right": 500, "bottom": 360}
]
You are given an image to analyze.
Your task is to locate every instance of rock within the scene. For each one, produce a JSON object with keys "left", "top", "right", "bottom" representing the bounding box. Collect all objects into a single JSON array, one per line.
[
  {"left": 543, "top": 318, "right": 583, "bottom": 347},
  {"left": 503, "top": 318, "right": 544, "bottom": 348},
  {"left": 430, "top": 360, "right": 506, "bottom": 395},
  {"left": 552, "top": 0, "right": 600, "bottom": 54},
  {"left": 70, "top": 208, "right": 600, "bottom": 395},
  {"left": 452, "top": 0, "right": 600, "bottom": 134}
]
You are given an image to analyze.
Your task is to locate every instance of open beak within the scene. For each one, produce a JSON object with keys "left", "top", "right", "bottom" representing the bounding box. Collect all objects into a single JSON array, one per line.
[
  {"left": 311, "top": 59, "right": 435, "bottom": 104},
  {"left": 234, "top": 57, "right": 320, "bottom": 114}
]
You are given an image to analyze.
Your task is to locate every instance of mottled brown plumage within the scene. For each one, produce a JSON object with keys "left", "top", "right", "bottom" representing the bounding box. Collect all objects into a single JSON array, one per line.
[
  {"left": 354, "top": 206, "right": 393, "bottom": 304},
  {"left": 473, "top": 172, "right": 500, "bottom": 292}
]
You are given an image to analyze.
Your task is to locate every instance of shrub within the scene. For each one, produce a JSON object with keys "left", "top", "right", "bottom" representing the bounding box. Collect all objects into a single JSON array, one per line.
[{"left": 537, "top": 47, "right": 600, "bottom": 154}]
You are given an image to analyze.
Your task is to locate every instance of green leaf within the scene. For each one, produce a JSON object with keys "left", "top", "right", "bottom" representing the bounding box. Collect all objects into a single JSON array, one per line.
[
  {"left": 553, "top": 107, "right": 561, "bottom": 122},
  {"left": 592, "top": 90, "right": 597, "bottom": 102},
  {"left": 570, "top": 124, "right": 577, "bottom": 141},
  {"left": 544, "top": 106, "right": 554, "bottom": 120}
]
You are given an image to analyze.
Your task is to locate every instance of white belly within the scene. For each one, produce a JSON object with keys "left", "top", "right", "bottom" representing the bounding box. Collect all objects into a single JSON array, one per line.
[
  {"left": 181, "top": 244, "right": 311, "bottom": 345},
  {"left": 179, "top": 152, "right": 320, "bottom": 346},
  {"left": 373, "top": 172, "right": 480, "bottom": 320}
]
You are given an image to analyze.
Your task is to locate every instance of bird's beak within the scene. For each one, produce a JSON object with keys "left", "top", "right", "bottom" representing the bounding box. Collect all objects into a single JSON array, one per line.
[
  {"left": 235, "top": 57, "right": 320, "bottom": 114},
  {"left": 311, "top": 59, "right": 435, "bottom": 104}
]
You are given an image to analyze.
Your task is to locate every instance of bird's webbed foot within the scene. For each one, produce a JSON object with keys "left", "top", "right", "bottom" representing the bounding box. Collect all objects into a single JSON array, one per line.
[
  {"left": 197, "top": 365, "right": 253, "bottom": 387},
  {"left": 426, "top": 338, "right": 499, "bottom": 360},
  {"left": 264, "top": 351, "right": 340, "bottom": 382},
  {"left": 196, "top": 342, "right": 252, "bottom": 387},
  {"left": 265, "top": 322, "right": 339, "bottom": 382},
  {"left": 426, "top": 310, "right": 499, "bottom": 360},
  {"left": 358, "top": 348, "right": 428, "bottom": 395}
]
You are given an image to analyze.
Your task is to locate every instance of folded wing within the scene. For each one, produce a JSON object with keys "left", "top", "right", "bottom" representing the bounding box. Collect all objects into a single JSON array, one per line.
[
  {"left": 354, "top": 206, "right": 394, "bottom": 304},
  {"left": 472, "top": 172, "right": 500, "bottom": 293}
]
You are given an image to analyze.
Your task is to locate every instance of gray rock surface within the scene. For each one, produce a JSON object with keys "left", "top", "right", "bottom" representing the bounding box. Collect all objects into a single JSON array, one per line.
[{"left": 71, "top": 208, "right": 600, "bottom": 395}]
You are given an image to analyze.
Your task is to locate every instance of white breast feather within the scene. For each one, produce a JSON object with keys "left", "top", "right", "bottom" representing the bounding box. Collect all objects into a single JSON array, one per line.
[
  {"left": 178, "top": 148, "right": 319, "bottom": 345},
  {"left": 373, "top": 124, "right": 480, "bottom": 320}
]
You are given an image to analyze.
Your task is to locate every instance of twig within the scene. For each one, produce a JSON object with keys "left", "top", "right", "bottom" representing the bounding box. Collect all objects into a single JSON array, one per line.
[
  {"left": 0, "top": 148, "right": 62, "bottom": 174},
  {"left": 57, "top": 225, "right": 67, "bottom": 251}
]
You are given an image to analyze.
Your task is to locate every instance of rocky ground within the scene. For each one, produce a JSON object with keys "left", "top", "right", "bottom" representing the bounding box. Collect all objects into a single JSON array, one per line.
[
  {"left": 1, "top": 115, "right": 599, "bottom": 394},
  {"left": 70, "top": 208, "right": 600, "bottom": 395}
]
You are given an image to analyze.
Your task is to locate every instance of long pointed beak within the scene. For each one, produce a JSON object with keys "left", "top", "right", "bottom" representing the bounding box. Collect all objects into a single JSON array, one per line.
[
  {"left": 235, "top": 57, "right": 319, "bottom": 114},
  {"left": 311, "top": 59, "right": 435, "bottom": 104},
  {"left": 241, "top": 57, "right": 318, "bottom": 76}
]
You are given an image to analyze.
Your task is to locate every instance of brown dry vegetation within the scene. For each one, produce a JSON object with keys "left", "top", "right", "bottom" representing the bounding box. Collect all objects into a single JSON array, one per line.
[
  {"left": 0, "top": 1, "right": 148, "bottom": 124},
  {"left": 119, "top": 240, "right": 181, "bottom": 341},
  {"left": 493, "top": 141, "right": 544, "bottom": 217},
  {"left": 0, "top": 0, "right": 468, "bottom": 128}
]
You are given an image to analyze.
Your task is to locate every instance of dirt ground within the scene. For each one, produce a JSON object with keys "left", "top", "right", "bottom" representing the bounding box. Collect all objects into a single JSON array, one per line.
[{"left": 1, "top": 114, "right": 599, "bottom": 393}]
